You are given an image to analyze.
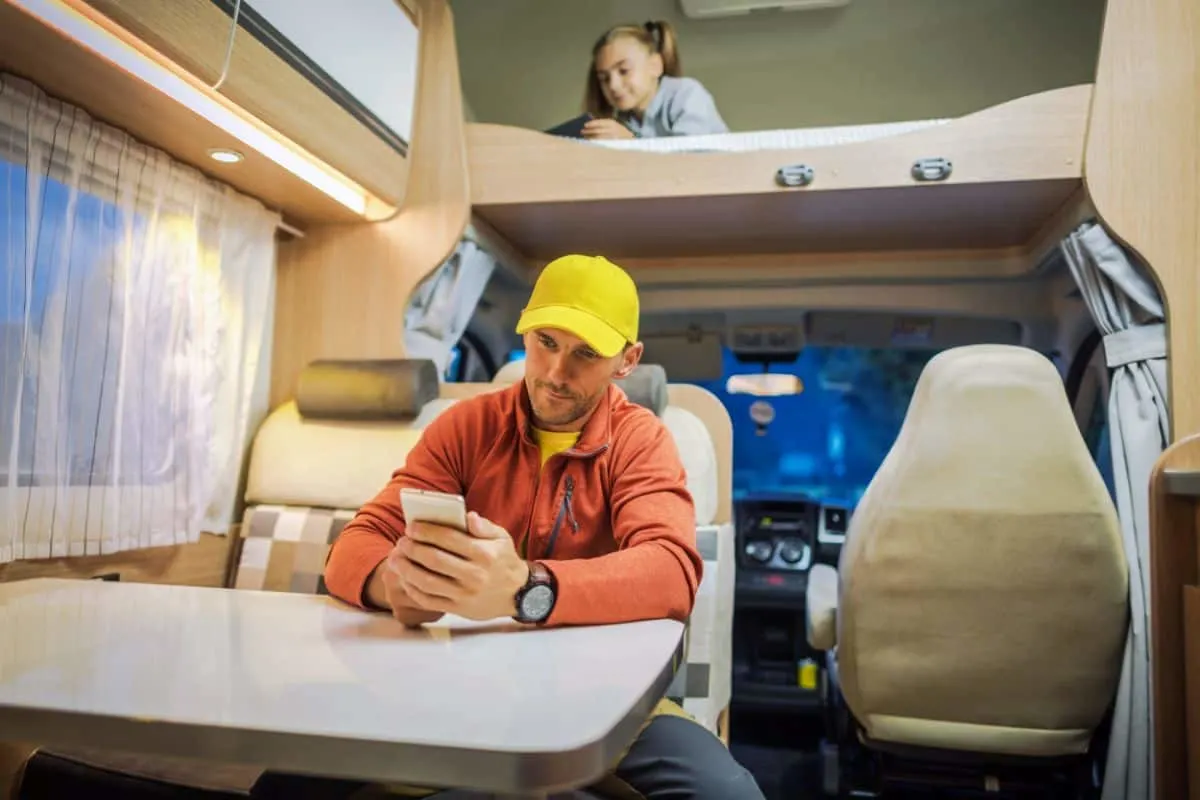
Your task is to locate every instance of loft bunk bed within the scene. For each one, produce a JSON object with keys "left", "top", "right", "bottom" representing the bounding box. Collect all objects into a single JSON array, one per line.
[{"left": 466, "top": 83, "right": 1093, "bottom": 274}]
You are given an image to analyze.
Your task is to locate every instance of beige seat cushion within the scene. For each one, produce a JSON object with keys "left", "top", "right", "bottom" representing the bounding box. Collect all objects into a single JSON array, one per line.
[{"left": 837, "top": 344, "right": 1128, "bottom": 757}]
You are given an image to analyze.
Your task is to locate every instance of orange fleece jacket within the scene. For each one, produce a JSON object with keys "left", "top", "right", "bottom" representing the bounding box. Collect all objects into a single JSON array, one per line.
[{"left": 323, "top": 381, "right": 703, "bottom": 626}]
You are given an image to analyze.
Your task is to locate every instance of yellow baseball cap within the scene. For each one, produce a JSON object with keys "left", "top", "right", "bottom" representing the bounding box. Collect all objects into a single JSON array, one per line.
[{"left": 515, "top": 254, "right": 639, "bottom": 358}]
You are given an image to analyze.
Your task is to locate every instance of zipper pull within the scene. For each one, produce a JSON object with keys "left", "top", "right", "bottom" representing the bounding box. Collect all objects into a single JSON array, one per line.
[{"left": 564, "top": 476, "right": 579, "bottom": 532}]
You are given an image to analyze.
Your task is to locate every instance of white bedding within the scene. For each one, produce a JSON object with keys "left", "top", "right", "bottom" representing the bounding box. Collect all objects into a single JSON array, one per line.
[{"left": 586, "top": 118, "right": 950, "bottom": 153}]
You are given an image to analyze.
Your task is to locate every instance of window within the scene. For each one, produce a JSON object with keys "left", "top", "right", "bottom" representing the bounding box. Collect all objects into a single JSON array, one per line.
[
  {"left": 1, "top": 161, "right": 159, "bottom": 485},
  {"left": 1081, "top": 381, "right": 1116, "bottom": 499},
  {"left": 694, "top": 344, "right": 1113, "bottom": 507},
  {"left": 692, "top": 346, "right": 938, "bottom": 505}
]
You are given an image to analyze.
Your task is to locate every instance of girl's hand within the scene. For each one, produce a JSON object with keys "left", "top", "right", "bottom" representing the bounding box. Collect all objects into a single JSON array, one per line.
[{"left": 581, "top": 118, "right": 634, "bottom": 140}]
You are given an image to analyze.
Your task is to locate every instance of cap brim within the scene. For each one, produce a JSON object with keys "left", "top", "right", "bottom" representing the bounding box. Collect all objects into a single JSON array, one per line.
[{"left": 515, "top": 305, "right": 627, "bottom": 358}]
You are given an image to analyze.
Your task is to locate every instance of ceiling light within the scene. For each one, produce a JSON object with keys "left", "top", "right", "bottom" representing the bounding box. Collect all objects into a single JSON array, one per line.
[
  {"left": 16, "top": 0, "right": 377, "bottom": 217},
  {"left": 208, "top": 148, "right": 244, "bottom": 164}
]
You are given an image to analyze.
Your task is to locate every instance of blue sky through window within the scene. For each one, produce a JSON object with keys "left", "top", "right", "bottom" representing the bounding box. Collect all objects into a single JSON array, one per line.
[{"left": 691, "top": 346, "right": 941, "bottom": 506}]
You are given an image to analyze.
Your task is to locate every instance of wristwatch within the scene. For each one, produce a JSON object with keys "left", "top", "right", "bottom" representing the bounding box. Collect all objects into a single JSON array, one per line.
[{"left": 514, "top": 562, "right": 557, "bottom": 624}]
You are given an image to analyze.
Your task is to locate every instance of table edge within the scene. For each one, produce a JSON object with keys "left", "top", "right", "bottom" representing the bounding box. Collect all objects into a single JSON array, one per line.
[{"left": 0, "top": 621, "right": 686, "bottom": 793}]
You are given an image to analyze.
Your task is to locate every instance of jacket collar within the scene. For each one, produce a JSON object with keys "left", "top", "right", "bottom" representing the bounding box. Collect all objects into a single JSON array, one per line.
[{"left": 512, "top": 381, "right": 615, "bottom": 457}]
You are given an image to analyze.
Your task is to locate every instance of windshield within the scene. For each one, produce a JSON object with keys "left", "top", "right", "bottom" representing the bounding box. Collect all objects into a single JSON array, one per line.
[{"left": 690, "top": 346, "right": 942, "bottom": 506}]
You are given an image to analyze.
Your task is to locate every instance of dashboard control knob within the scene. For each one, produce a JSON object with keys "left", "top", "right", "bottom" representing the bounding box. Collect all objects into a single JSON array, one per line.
[
  {"left": 745, "top": 540, "right": 774, "bottom": 563},
  {"left": 778, "top": 539, "right": 807, "bottom": 564}
]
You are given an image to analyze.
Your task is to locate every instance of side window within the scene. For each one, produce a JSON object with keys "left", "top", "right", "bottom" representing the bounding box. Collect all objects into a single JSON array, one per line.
[
  {"left": 1069, "top": 331, "right": 1116, "bottom": 499},
  {"left": 440, "top": 333, "right": 499, "bottom": 383},
  {"left": 444, "top": 345, "right": 464, "bottom": 382}
]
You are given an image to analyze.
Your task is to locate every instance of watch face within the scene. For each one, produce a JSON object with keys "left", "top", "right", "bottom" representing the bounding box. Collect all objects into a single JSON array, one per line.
[{"left": 521, "top": 584, "right": 555, "bottom": 621}]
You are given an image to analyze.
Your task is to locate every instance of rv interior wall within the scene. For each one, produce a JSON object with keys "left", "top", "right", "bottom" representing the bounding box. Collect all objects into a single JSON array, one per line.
[
  {"left": 1083, "top": 0, "right": 1200, "bottom": 798},
  {"left": 270, "top": 0, "right": 471, "bottom": 407}
]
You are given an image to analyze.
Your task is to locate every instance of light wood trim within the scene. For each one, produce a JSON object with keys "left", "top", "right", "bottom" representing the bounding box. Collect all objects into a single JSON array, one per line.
[
  {"left": 270, "top": 0, "right": 469, "bottom": 407},
  {"left": 1148, "top": 435, "right": 1200, "bottom": 800},
  {"left": 481, "top": 179, "right": 1082, "bottom": 261},
  {"left": 0, "top": 532, "right": 234, "bottom": 587},
  {"left": 469, "top": 84, "right": 1091, "bottom": 206},
  {"left": 1084, "top": 0, "right": 1200, "bottom": 441},
  {"left": 469, "top": 84, "right": 1090, "bottom": 261},
  {"left": 81, "top": 0, "right": 409, "bottom": 206},
  {"left": 396, "top": 0, "right": 418, "bottom": 25},
  {"left": 1186, "top": 587, "right": 1200, "bottom": 800},
  {"left": 467, "top": 213, "right": 535, "bottom": 282},
  {"left": 0, "top": 1, "right": 368, "bottom": 225},
  {"left": 621, "top": 187, "right": 1092, "bottom": 283}
]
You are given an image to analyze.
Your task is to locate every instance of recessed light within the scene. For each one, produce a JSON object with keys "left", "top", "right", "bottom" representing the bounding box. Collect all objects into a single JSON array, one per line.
[{"left": 208, "top": 148, "right": 243, "bottom": 164}]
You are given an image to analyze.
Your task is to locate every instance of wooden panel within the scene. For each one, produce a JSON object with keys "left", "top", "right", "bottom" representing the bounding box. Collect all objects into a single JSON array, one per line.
[
  {"left": 82, "top": 0, "right": 409, "bottom": 206},
  {"left": 1148, "top": 435, "right": 1200, "bottom": 800},
  {"left": 618, "top": 185, "right": 1091, "bottom": 284},
  {"left": 470, "top": 84, "right": 1091, "bottom": 205},
  {"left": 0, "top": 532, "right": 234, "bottom": 587},
  {"left": 1084, "top": 0, "right": 1200, "bottom": 440},
  {"left": 477, "top": 179, "right": 1081, "bottom": 260},
  {"left": 0, "top": 1, "right": 363, "bottom": 225},
  {"left": 468, "top": 83, "right": 1090, "bottom": 260},
  {"left": 1186, "top": 587, "right": 1200, "bottom": 800},
  {"left": 270, "top": 0, "right": 470, "bottom": 406}
]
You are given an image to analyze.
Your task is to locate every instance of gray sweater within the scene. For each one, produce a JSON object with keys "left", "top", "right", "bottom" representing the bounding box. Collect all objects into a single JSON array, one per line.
[{"left": 617, "top": 76, "right": 729, "bottom": 138}]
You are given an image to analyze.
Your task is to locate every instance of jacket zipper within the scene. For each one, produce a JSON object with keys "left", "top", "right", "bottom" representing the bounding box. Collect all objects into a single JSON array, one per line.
[{"left": 542, "top": 476, "right": 577, "bottom": 559}]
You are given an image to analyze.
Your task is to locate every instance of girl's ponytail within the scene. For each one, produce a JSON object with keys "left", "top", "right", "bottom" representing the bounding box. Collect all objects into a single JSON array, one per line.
[{"left": 644, "top": 20, "right": 682, "bottom": 77}]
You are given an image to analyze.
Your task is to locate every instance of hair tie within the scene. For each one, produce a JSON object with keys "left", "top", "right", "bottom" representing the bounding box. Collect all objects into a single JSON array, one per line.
[{"left": 644, "top": 21, "right": 662, "bottom": 48}]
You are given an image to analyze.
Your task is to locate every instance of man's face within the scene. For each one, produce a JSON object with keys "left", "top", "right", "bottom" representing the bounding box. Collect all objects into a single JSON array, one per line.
[{"left": 522, "top": 327, "right": 642, "bottom": 431}]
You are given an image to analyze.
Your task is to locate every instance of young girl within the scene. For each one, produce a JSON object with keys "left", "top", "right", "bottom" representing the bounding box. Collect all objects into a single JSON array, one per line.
[{"left": 581, "top": 20, "right": 729, "bottom": 140}]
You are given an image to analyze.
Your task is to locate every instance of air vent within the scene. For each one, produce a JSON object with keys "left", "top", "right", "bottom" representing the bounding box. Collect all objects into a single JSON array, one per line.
[{"left": 680, "top": 0, "right": 849, "bottom": 18}]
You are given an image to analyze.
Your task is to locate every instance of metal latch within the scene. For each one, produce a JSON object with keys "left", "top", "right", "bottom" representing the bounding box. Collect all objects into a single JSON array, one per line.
[
  {"left": 775, "top": 164, "right": 814, "bottom": 188},
  {"left": 911, "top": 157, "right": 953, "bottom": 182}
]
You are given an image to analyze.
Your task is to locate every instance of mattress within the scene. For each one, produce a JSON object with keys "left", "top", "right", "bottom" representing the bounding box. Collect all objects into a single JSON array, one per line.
[{"left": 585, "top": 118, "right": 950, "bottom": 153}]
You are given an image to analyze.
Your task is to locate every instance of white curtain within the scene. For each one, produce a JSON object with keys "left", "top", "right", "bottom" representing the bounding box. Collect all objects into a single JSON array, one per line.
[
  {"left": 1061, "top": 221, "right": 1168, "bottom": 800},
  {"left": 403, "top": 237, "right": 495, "bottom": 376},
  {"left": 0, "top": 74, "right": 278, "bottom": 562}
]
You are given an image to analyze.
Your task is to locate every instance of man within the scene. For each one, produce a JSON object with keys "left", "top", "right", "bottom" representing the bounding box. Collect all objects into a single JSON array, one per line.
[{"left": 256, "top": 254, "right": 764, "bottom": 800}]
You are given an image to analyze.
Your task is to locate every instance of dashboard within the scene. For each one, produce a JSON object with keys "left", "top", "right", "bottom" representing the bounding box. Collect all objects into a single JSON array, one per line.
[{"left": 735, "top": 496, "right": 851, "bottom": 602}]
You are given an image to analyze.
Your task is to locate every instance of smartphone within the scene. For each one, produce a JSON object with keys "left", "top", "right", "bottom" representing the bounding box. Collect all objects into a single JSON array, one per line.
[
  {"left": 399, "top": 487, "right": 468, "bottom": 531},
  {"left": 544, "top": 113, "right": 593, "bottom": 139}
]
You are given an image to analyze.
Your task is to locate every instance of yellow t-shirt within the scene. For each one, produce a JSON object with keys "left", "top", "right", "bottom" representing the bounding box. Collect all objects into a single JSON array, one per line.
[{"left": 532, "top": 427, "right": 580, "bottom": 467}]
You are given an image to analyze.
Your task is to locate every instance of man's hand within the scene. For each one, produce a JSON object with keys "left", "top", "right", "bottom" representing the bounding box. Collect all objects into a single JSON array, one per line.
[
  {"left": 581, "top": 118, "right": 634, "bottom": 140},
  {"left": 391, "top": 511, "right": 530, "bottom": 621},
  {"left": 365, "top": 551, "right": 445, "bottom": 628}
]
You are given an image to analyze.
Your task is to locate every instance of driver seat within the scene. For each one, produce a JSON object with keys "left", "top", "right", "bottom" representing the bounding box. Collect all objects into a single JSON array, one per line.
[{"left": 806, "top": 344, "right": 1128, "bottom": 797}]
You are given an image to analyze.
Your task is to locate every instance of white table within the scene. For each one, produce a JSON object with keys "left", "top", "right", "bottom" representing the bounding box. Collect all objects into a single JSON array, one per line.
[{"left": 0, "top": 578, "right": 685, "bottom": 797}]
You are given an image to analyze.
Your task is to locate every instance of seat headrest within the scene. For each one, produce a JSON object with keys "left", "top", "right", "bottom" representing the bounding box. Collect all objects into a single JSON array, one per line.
[
  {"left": 876, "top": 344, "right": 1109, "bottom": 510},
  {"left": 492, "top": 359, "right": 527, "bottom": 384},
  {"left": 616, "top": 364, "right": 668, "bottom": 415},
  {"left": 492, "top": 359, "right": 668, "bottom": 415},
  {"left": 296, "top": 359, "right": 438, "bottom": 421}
]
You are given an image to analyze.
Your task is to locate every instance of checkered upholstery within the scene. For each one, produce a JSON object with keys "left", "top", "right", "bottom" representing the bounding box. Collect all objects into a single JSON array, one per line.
[
  {"left": 233, "top": 505, "right": 355, "bottom": 594},
  {"left": 665, "top": 522, "right": 735, "bottom": 734}
]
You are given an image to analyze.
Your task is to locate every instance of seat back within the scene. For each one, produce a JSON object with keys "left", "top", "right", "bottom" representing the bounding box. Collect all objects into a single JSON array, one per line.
[
  {"left": 234, "top": 359, "right": 454, "bottom": 593},
  {"left": 837, "top": 344, "right": 1128, "bottom": 758}
]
